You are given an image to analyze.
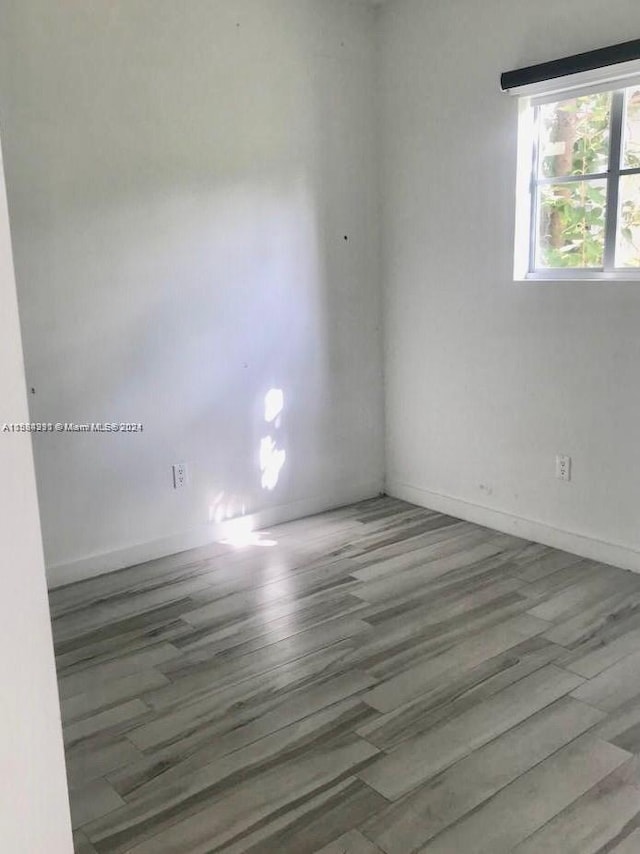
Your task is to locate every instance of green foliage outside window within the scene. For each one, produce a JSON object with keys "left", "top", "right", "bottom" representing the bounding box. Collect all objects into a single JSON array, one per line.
[
  {"left": 537, "top": 89, "right": 640, "bottom": 269},
  {"left": 538, "top": 93, "right": 610, "bottom": 268}
]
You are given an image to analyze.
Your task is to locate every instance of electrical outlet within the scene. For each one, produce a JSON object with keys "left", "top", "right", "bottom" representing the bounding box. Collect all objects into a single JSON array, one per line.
[
  {"left": 172, "top": 463, "right": 187, "bottom": 489},
  {"left": 556, "top": 454, "right": 571, "bottom": 482}
]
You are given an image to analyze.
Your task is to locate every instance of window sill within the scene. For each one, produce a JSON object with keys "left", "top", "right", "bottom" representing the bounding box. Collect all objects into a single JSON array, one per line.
[{"left": 516, "top": 270, "right": 640, "bottom": 283}]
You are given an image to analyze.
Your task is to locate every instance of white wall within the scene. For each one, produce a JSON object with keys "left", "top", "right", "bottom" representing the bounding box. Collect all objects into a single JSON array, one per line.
[
  {"left": 380, "top": 0, "right": 640, "bottom": 569},
  {"left": 0, "top": 0, "right": 384, "bottom": 584},
  {"left": 0, "top": 138, "right": 72, "bottom": 850}
]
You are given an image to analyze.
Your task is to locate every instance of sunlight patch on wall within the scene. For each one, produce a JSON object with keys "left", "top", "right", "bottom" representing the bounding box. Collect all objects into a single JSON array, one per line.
[
  {"left": 208, "top": 387, "right": 288, "bottom": 548},
  {"left": 264, "top": 388, "right": 284, "bottom": 424},
  {"left": 260, "top": 436, "right": 286, "bottom": 490},
  {"left": 260, "top": 388, "right": 286, "bottom": 490},
  {"left": 208, "top": 491, "right": 243, "bottom": 525}
]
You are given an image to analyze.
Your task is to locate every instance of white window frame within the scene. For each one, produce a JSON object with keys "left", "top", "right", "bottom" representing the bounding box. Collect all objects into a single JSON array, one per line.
[{"left": 514, "top": 77, "right": 640, "bottom": 282}]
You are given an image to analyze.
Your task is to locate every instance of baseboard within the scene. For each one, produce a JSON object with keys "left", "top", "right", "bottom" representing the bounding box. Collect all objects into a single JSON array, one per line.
[
  {"left": 47, "top": 479, "right": 384, "bottom": 588},
  {"left": 386, "top": 479, "right": 640, "bottom": 574}
]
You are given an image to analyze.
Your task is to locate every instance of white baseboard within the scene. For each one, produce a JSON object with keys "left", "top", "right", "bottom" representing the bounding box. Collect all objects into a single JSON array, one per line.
[
  {"left": 47, "top": 480, "right": 384, "bottom": 588},
  {"left": 387, "top": 479, "right": 640, "bottom": 575}
]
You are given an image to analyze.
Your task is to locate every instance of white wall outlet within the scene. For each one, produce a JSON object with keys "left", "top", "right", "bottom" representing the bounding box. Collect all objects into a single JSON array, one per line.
[
  {"left": 556, "top": 454, "right": 571, "bottom": 482},
  {"left": 172, "top": 463, "right": 187, "bottom": 489}
]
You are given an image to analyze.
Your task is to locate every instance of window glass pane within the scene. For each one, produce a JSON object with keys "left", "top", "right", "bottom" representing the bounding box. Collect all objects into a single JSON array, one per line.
[
  {"left": 622, "top": 86, "right": 640, "bottom": 169},
  {"left": 536, "top": 179, "right": 607, "bottom": 268},
  {"left": 538, "top": 92, "right": 611, "bottom": 178},
  {"left": 616, "top": 174, "right": 640, "bottom": 267}
]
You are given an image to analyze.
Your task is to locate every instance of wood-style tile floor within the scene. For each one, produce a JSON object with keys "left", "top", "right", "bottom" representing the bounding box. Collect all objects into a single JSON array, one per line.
[{"left": 50, "top": 496, "right": 640, "bottom": 853}]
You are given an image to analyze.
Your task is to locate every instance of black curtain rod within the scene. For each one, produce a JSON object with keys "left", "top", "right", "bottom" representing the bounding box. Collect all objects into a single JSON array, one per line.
[{"left": 501, "top": 38, "right": 640, "bottom": 91}]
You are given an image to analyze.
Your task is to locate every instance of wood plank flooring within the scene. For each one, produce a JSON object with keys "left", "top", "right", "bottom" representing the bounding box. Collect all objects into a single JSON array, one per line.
[{"left": 50, "top": 497, "right": 640, "bottom": 853}]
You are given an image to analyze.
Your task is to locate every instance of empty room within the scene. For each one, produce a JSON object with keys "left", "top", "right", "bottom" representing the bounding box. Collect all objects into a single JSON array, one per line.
[{"left": 4, "top": 0, "right": 640, "bottom": 851}]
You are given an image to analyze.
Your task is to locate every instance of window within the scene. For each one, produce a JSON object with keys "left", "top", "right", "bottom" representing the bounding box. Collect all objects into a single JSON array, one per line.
[
  {"left": 503, "top": 38, "right": 640, "bottom": 279},
  {"left": 520, "top": 82, "right": 640, "bottom": 279}
]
